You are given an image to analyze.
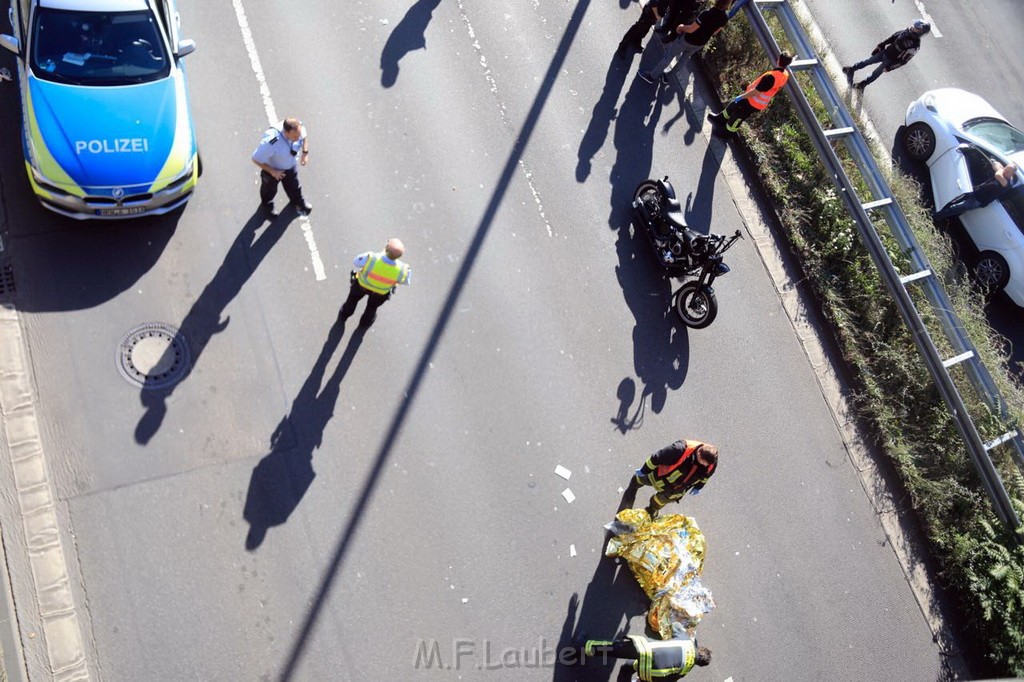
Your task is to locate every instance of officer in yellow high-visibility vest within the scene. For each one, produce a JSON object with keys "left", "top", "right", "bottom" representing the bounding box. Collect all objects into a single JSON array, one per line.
[
  {"left": 708, "top": 52, "right": 792, "bottom": 135},
  {"left": 630, "top": 439, "right": 718, "bottom": 518},
  {"left": 583, "top": 625, "right": 712, "bottom": 680},
  {"left": 340, "top": 238, "right": 411, "bottom": 328}
]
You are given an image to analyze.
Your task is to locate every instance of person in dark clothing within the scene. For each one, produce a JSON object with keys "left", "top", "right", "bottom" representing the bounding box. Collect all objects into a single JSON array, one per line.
[
  {"left": 640, "top": 0, "right": 731, "bottom": 86},
  {"left": 630, "top": 440, "right": 718, "bottom": 518},
  {"left": 617, "top": 0, "right": 704, "bottom": 59},
  {"left": 657, "top": 0, "right": 704, "bottom": 36},
  {"left": 584, "top": 625, "right": 712, "bottom": 681},
  {"left": 933, "top": 160, "right": 1018, "bottom": 221},
  {"left": 842, "top": 20, "right": 929, "bottom": 90},
  {"left": 709, "top": 52, "right": 793, "bottom": 135}
]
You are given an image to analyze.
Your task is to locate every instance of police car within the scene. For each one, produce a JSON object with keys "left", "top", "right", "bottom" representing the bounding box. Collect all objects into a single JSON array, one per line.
[{"left": 0, "top": 0, "right": 199, "bottom": 219}]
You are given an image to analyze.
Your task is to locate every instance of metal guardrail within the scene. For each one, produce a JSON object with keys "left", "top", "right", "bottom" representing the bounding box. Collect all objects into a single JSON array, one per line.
[{"left": 735, "top": 0, "right": 1023, "bottom": 533}]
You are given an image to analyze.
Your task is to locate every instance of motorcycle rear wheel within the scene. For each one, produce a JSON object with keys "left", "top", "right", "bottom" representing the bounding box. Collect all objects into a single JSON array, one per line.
[
  {"left": 633, "top": 180, "right": 659, "bottom": 206},
  {"left": 674, "top": 282, "right": 718, "bottom": 329}
]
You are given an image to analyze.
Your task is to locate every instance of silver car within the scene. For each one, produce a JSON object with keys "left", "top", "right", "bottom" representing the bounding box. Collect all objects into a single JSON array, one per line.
[{"left": 904, "top": 88, "right": 1024, "bottom": 307}]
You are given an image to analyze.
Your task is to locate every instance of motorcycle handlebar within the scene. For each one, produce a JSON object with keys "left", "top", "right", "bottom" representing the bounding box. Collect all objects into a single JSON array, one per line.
[{"left": 704, "top": 229, "right": 743, "bottom": 254}]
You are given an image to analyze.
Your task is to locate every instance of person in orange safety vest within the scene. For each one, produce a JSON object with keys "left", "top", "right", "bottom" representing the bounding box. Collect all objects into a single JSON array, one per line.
[
  {"left": 708, "top": 52, "right": 792, "bottom": 135},
  {"left": 339, "top": 238, "right": 411, "bottom": 328},
  {"left": 631, "top": 440, "right": 718, "bottom": 518}
]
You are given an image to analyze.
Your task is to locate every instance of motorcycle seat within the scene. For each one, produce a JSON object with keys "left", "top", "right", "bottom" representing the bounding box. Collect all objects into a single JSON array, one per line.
[{"left": 664, "top": 208, "right": 688, "bottom": 231}]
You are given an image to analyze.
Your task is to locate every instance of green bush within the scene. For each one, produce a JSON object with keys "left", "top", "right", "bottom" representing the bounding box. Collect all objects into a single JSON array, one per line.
[{"left": 701, "top": 16, "right": 1024, "bottom": 676}]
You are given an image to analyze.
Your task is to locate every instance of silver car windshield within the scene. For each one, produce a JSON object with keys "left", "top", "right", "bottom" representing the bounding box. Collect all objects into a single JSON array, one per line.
[
  {"left": 963, "top": 118, "right": 1024, "bottom": 156},
  {"left": 31, "top": 8, "right": 169, "bottom": 86}
]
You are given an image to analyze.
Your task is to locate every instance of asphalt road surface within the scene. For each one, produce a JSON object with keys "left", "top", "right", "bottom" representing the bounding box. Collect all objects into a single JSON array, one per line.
[
  {"left": 0, "top": 1, "right": 947, "bottom": 680},
  {"left": 803, "top": 0, "right": 1024, "bottom": 375}
]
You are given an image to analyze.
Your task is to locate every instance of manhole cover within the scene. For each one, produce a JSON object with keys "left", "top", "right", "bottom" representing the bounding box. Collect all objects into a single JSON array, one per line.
[{"left": 116, "top": 323, "right": 190, "bottom": 390}]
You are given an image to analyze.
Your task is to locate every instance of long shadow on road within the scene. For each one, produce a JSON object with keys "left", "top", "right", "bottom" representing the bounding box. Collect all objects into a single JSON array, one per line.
[
  {"left": 687, "top": 142, "right": 724, "bottom": 235},
  {"left": 577, "top": 53, "right": 631, "bottom": 182},
  {"left": 243, "top": 319, "right": 365, "bottom": 550},
  {"left": 551, "top": 532, "right": 648, "bottom": 680},
  {"left": 659, "top": 77, "right": 710, "bottom": 148},
  {"left": 608, "top": 76, "right": 689, "bottom": 432},
  {"left": 135, "top": 207, "right": 299, "bottom": 444},
  {"left": 277, "top": 1, "right": 593, "bottom": 678},
  {"left": 380, "top": 0, "right": 443, "bottom": 88}
]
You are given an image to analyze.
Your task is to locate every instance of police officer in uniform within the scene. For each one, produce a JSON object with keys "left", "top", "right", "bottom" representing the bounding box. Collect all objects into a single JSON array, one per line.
[
  {"left": 251, "top": 116, "right": 313, "bottom": 215},
  {"left": 340, "top": 238, "right": 411, "bottom": 328},
  {"left": 631, "top": 440, "right": 718, "bottom": 518},
  {"left": 584, "top": 625, "right": 712, "bottom": 680}
]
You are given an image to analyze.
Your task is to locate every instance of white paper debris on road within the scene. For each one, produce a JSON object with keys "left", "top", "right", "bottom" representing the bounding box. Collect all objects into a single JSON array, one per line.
[
  {"left": 461, "top": 598, "right": 468, "bottom": 604},
  {"left": 570, "top": 544, "right": 577, "bottom": 557},
  {"left": 554, "top": 465, "right": 572, "bottom": 480},
  {"left": 561, "top": 488, "right": 575, "bottom": 504}
]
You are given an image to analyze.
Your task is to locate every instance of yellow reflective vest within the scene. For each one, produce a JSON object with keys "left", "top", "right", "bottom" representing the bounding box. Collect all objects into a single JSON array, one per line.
[
  {"left": 745, "top": 68, "right": 789, "bottom": 110},
  {"left": 357, "top": 252, "right": 409, "bottom": 295},
  {"left": 628, "top": 635, "right": 697, "bottom": 680}
]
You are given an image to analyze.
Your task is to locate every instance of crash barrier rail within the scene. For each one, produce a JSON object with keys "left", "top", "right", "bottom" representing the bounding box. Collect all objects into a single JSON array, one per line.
[{"left": 733, "top": 0, "right": 1023, "bottom": 534}]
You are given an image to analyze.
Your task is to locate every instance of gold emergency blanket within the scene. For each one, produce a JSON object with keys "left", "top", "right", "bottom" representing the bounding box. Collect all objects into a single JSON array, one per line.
[{"left": 604, "top": 509, "right": 715, "bottom": 639}]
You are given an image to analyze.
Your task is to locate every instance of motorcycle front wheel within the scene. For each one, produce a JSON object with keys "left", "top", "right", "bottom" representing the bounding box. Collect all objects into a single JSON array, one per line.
[{"left": 674, "top": 282, "right": 718, "bottom": 329}]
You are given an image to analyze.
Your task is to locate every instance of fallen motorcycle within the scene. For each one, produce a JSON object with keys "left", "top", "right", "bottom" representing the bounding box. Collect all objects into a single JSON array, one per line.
[{"left": 632, "top": 176, "right": 743, "bottom": 329}]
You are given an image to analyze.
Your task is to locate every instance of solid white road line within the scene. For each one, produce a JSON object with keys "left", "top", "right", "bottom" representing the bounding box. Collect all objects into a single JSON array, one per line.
[{"left": 232, "top": 0, "right": 327, "bottom": 282}]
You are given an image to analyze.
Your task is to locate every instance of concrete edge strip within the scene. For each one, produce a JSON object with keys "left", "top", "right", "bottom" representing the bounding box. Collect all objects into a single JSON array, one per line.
[
  {"left": 667, "top": 21, "right": 966, "bottom": 677},
  {"left": 0, "top": 524, "right": 29, "bottom": 682},
  {"left": 0, "top": 306, "right": 89, "bottom": 681}
]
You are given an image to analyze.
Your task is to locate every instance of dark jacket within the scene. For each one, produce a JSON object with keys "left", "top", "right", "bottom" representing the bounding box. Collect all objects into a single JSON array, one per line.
[
  {"left": 877, "top": 28, "right": 921, "bottom": 69},
  {"left": 663, "top": 0, "right": 704, "bottom": 27}
]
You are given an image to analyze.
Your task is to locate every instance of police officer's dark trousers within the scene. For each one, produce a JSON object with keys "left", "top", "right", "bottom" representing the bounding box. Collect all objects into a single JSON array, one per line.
[
  {"left": 260, "top": 168, "right": 305, "bottom": 207},
  {"left": 340, "top": 276, "right": 390, "bottom": 327},
  {"left": 849, "top": 52, "right": 896, "bottom": 87},
  {"left": 599, "top": 637, "right": 642, "bottom": 660}
]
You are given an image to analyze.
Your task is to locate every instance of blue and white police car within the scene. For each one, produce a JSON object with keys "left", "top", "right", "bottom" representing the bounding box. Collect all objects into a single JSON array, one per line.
[{"left": 1, "top": 0, "right": 199, "bottom": 219}]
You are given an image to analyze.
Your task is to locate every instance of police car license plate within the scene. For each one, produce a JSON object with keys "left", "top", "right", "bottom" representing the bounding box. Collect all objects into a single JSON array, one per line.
[{"left": 99, "top": 206, "right": 147, "bottom": 217}]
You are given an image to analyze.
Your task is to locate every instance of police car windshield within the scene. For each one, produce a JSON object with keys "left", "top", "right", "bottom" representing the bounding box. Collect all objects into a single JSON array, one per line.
[
  {"left": 31, "top": 8, "right": 170, "bottom": 86},
  {"left": 963, "top": 118, "right": 1024, "bottom": 156}
]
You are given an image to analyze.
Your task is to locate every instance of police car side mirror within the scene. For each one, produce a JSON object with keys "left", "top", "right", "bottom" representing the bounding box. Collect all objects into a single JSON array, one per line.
[
  {"left": 175, "top": 39, "right": 196, "bottom": 58},
  {"left": 0, "top": 34, "right": 21, "bottom": 57}
]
